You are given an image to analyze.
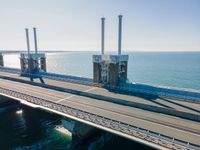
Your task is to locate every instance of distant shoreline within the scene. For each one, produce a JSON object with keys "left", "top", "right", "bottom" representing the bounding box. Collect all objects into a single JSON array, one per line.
[{"left": 0, "top": 50, "right": 200, "bottom": 54}]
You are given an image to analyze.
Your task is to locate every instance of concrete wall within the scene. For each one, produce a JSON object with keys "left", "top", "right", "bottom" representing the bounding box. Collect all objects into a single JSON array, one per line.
[
  {"left": 108, "top": 63, "right": 118, "bottom": 86},
  {"left": 120, "top": 82, "right": 200, "bottom": 103},
  {"left": 93, "top": 62, "right": 101, "bottom": 83},
  {"left": 62, "top": 119, "right": 96, "bottom": 139}
]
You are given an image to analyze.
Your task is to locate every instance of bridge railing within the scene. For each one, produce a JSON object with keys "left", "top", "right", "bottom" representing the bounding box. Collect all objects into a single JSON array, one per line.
[
  {"left": 119, "top": 82, "right": 200, "bottom": 103},
  {"left": 0, "top": 87, "right": 199, "bottom": 150},
  {"left": 39, "top": 72, "right": 93, "bottom": 85},
  {"left": 0, "top": 66, "right": 93, "bottom": 85},
  {"left": 0, "top": 66, "right": 21, "bottom": 74}
]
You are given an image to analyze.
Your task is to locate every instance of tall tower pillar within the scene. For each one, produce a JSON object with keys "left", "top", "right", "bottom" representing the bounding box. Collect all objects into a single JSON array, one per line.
[
  {"left": 20, "top": 27, "right": 46, "bottom": 83},
  {"left": 93, "top": 15, "right": 129, "bottom": 87},
  {"left": 0, "top": 53, "right": 4, "bottom": 66}
]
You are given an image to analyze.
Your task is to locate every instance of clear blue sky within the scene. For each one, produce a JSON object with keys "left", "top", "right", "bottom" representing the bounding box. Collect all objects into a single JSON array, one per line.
[{"left": 0, "top": 0, "right": 200, "bottom": 51}]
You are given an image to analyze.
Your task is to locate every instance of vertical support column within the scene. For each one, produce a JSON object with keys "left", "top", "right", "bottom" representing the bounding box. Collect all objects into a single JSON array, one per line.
[
  {"left": 101, "top": 17, "right": 105, "bottom": 55},
  {"left": 0, "top": 53, "right": 4, "bottom": 66},
  {"left": 20, "top": 54, "right": 25, "bottom": 72},
  {"left": 119, "top": 61, "right": 128, "bottom": 81},
  {"left": 33, "top": 27, "right": 38, "bottom": 54},
  {"left": 40, "top": 57, "right": 46, "bottom": 72},
  {"left": 25, "top": 28, "right": 30, "bottom": 56},
  {"left": 118, "top": 15, "right": 123, "bottom": 55},
  {"left": 109, "top": 63, "right": 119, "bottom": 86},
  {"left": 93, "top": 62, "right": 101, "bottom": 83},
  {"left": 25, "top": 28, "right": 31, "bottom": 74},
  {"left": 33, "top": 27, "right": 39, "bottom": 72}
]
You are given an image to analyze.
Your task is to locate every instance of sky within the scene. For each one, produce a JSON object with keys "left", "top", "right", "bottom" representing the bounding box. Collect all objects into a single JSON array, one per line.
[{"left": 0, "top": 0, "right": 200, "bottom": 52}]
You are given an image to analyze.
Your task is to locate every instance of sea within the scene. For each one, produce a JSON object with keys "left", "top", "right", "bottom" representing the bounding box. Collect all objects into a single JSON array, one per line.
[{"left": 0, "top": 51, "right": 200, "bottom": 150}]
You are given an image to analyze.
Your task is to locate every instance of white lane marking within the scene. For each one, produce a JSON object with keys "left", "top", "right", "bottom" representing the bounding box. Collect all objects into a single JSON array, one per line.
[
  {"left": 84, "top": 87, "right": 97, "bottom": 92},
  {"left": 56, "top": 95, "right": 75, "bottom": 103},
  {"left": 56, "top": 87, "right": 97, "bottom": 103}
]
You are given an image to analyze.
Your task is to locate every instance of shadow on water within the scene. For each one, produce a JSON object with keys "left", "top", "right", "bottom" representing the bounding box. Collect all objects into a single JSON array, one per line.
[{"left": 0, "top": 100, "right": 155, "bottom": 150}]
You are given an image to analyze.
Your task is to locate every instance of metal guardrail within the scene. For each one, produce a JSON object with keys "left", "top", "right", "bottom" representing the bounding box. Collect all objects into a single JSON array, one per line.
[
  {"left": 0, "top": 87, "right": 199, "bottom": 150},
  {"left": 0, "top": 66, "right": 21, "bottom": 74},
  {"left": 39, "top": 72, "right": 93, "bottom": 85},
  {"left": 0, "top": 67, "right": 93, "bottom": 86},
  {"left": 119, "top": 82, "right": 200, "bottom": 103}
]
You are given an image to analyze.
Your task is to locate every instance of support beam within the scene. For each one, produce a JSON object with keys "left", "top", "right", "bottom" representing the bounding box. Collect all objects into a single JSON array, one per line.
[
  {"left": 118, "top": 15, "right": 123, "bottom": 55},
  {"left": 25, "top": 28, "right": 30, "bottom": 56},
  {"left": 0, "top": 53, "right": 4, "bottom": 66},
  {"left": 101, "top": 17, "right": 105, "bottom": 55},
  {"left": 33, "top": 27, "right": 38, "bottom": 54}
]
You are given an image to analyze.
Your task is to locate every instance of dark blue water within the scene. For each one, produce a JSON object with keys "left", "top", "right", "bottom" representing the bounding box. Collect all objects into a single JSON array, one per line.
[
  {"left": 0, "top": 104, "right": 151, "bottom": 150},
  {"left": 1, "top": 51, "right": 200, "bottom": 149}
]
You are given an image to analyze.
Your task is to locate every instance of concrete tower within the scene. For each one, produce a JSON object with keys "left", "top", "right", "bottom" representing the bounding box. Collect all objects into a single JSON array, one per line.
[
  {"left": 0, "top": 53, "right": 4, "bottom": 66},
  {"left": 93, "top": 15, "right": 129, "bottom": 86},
  {"left": 20, "top": 28, "right": 46, "bottom": 82}
]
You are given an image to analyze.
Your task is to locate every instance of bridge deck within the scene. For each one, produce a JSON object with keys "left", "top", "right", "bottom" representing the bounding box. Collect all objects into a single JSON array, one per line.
[
  {"left": 1, "top": 71, "right": 199, "bottom": 114},
  {"left": 0, "top": 71, "right": 200, "bottom": 147}
]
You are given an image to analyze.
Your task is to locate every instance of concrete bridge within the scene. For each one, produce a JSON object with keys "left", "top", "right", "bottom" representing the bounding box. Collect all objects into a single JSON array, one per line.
[
  {"left": 0, "top": 16, "right": 200, "bottom": 150},
  {"left": 0, "top": 69, "right": 200, "bottom": 150}
]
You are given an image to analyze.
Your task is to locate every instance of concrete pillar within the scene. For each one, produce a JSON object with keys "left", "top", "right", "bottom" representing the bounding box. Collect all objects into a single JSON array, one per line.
[
  {"left": 20, "top": 57, "right": 26, "bottom": 72},
  {"left": 33, "top": 27, "right": 38, "bottom": 54},
  {"left": 28, "top": 58, "right": 35, "bottom": 74},
  {"left": 119, "top": 61, "right": 128, "bottom": 81},
  {"left": 25, "top": 28, "right": 30, "bottom": 56},
  {"left": 93, "top": 62, "right": 101, "bottom": 83},
  {"left": 61, "top": 119, "right": 96, "bottom": 139},
  {"left": 0, "top": 53, "right": 4, "bottom": 66},
  {"left": 101, "top": 17, "right": 105, "bottom": 55},
  {"left": 118, "top": 15, "right": 123, "bottom": 55},
  {"left": 108, "top": 63, "right": 119, "bottom": 86},
  {"left": 40, "top": 57, "right": 46, "bottom": 72}
]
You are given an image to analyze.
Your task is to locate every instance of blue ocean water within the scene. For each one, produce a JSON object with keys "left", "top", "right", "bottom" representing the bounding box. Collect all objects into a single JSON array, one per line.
[{"left": 4, "top": 51, "right": 200, "bottom": 90}]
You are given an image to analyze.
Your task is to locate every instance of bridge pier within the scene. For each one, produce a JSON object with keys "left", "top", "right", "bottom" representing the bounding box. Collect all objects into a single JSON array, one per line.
[
  {"left": 20, "top": 53, "right": 47, "bottom": 73},
  {"left": 93, "top": 55, "right": 128, "bottom": 86},
  {"left": 0, "top": 53, "right": 4, "bottom": 66},
  {"left": 93, "top": 15, "right": 128, "bottom": 86},
  {"left": 40, "top": 56, "right": 47, "bottom": 72},
  {"left": 20, "top": 28, "right": 46, "bottom": 82},
  {"left": 61, "top": 119, "right": 96, "bottom": 139}
]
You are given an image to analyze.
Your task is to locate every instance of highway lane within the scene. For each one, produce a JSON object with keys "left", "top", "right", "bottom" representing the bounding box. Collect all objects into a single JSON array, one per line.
[
  {"left": 1, "top": 71, "right": 200, "bottom": 115},
  {"left": 1, "top": 78, "right": 200, "bottom": 146},
  {"left": 1, "top": 78, "right": 200, "bottom": 130}
]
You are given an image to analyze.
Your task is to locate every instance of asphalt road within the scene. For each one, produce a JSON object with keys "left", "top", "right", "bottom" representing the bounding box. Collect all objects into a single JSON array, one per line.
[{"left": 0, "top": 76, "right": 200, "bottom": 146}]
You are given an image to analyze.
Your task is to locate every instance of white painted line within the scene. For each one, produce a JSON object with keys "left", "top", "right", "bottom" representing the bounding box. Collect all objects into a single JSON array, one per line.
[
  {"left": 85, "top": 87, "right": 97, "bottom": 92},
  {"left": 56, "top": 87, "right": 97, "bottom": 103},
  {"left": 56, "top": 95, "right": 75, "bottom": 103}
]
